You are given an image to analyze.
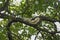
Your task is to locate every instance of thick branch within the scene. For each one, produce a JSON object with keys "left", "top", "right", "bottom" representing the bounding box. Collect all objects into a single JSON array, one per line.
[
  {"left": 39, "top": 16, "right": 60, "bottom": 22},
  {"left": 0, "top": 13, "right": 60, "bottom": 34}
]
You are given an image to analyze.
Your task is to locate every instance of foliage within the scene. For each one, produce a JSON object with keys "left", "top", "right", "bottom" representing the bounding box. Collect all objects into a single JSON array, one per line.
[{"left": 0, "top": 0, "right": 60, "bottom": 40}]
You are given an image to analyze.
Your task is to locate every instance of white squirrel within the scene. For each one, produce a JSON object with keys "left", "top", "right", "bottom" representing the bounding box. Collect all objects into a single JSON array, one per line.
[
  {"left": 24, "top": 17, "right": 40, "bottom": 24},
  {"left": 24, "top": 13, "right": 40, "bottom": 24},
  {"left": 31, "top": 12, "right": 40, "bottom": 24}
]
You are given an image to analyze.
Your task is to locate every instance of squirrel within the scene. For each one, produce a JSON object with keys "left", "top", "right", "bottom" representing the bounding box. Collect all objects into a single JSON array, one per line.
[{"left": 24, "top": 17, "right": 40, "bottom": 24}]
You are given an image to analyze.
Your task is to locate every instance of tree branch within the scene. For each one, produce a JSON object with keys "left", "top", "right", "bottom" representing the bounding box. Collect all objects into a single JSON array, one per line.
[
  {"left": 6, "top": 20, "right": 13, "bottom": 40},
  {"left": 39, "top": 16, "right": 60, "bottom": 22},
  {"left": 0, "top": 13, "right": 60, "bottom": 34}
]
